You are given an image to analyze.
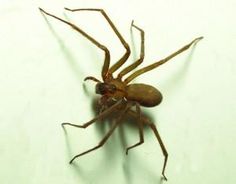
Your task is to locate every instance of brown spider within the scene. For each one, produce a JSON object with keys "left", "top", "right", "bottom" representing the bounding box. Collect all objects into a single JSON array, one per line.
[{"left": 39, "top": 7, "right": 203, "bottom": 180}]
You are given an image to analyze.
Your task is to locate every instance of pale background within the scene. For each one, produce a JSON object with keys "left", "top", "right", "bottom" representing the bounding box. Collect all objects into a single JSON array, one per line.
[{"left": 0, "top": 0, "right": 235, "bottom": 184}]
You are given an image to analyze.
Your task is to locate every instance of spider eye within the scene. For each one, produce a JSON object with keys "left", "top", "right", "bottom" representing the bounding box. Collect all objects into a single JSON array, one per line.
[
  {"left": 96, "top": 83, "right": 105, "bottom": 94},
  {"left": 108, "top": 84, "right": 116, "bottom": 93}
]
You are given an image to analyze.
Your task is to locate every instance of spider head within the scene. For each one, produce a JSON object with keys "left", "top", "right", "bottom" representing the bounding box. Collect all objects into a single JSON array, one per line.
[{"left": 95, "top": 82, "right": 116, "bottom": 95}]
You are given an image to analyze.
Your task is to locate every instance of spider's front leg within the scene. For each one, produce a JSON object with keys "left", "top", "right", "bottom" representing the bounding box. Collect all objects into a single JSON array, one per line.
[
  {"left": 62, "top": 99, "right": 123, "bottom": 129},
  {"left": 69, "top": 100, "right": 132, "bottom": 164},
  {"left": 39, "top": 8, "right": 111, "bottom": 81},
  {"left": 118, "top": 21, "right": 145, "bottom": 79},
  {"left": 64, "top": 7, "right": 131, "bottom": 75}
]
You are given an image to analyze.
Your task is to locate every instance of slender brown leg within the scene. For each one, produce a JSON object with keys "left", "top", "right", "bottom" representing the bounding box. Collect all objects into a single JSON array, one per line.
[
  {"left": 69, "top": 102, "right": 132, "bottom": 164},
  {"left": 127, "top": 110, "right": 168, "bottom": 180},
  {"left": 125, "top": 103, "right": 144, "bottom": 154},
  {"left": 64, "top": 8, "right": 131, "bottom": 74},
  {"left": 148, "top": 123, "right": 168, "bottom": 181},
  {"left": 124, "top": 36, "right": 203, "bottom": 84},
  {"left": 62, "top": 99, "right": 123, "bottom": 129},
  {"left": 118, "top": 21, "right": 145, "bottom": 79},
  {"left": 39, "top": 8, "right": 110, "bottom": 81}
]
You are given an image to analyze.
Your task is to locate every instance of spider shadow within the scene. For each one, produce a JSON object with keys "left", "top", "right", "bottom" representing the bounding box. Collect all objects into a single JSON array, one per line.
[{"left": 39, "top": 11, "right": 83, "bottom": 79}]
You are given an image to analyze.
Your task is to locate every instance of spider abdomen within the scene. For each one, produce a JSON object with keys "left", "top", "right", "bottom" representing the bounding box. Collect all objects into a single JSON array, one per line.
[{"left": 125, "top": 83, "right": 162, "bottom": 107}]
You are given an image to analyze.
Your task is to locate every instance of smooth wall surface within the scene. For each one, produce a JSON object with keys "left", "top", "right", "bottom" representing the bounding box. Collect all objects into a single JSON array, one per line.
[{"left": 0, "top": 0, "right": 235, "bottom": 184}]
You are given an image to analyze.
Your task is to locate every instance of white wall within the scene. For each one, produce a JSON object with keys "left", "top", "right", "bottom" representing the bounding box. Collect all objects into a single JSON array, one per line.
[{"left": 0, "top": 0, "right": 235, "bottom": 184}]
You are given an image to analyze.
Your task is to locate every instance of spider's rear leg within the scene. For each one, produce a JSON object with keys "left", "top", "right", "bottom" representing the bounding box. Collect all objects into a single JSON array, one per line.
[
  {"left": 127, "top": 110, "right": 168, "bottom": 181},
  {"left": 148, "top": 122, "right": 168, "bottom": 181},
  {"left": 62, "top": 99, "right": 123, "bottom": 129},
  {"left": 125, "top": 102, "right": 144, "bottom": 154}
]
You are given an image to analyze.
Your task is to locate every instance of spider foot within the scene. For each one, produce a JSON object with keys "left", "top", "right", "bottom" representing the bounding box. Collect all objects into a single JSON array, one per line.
[
  {"left": 125, "top": 148, "right": 129, "bottom": 155},
  {"left": 69, "top": 158, "right": 75, "bottom": 164},
  {"left": 125, "top": 146, "right": 135, "bottom": 155},
  {"left": 61, "top": 122, "right": 69, "bottom": 127},
  {"left": 61, "top": 122, "right": 85, "bottom": 129},
  {"left": 125, "top": 141, "right": 143, "bottom": 155},
  {"left": 69, "top": 154, "right": 80, "bottom": 164},
  {"left": 162, "top": 174, "right": 168, "bottom": 181}
]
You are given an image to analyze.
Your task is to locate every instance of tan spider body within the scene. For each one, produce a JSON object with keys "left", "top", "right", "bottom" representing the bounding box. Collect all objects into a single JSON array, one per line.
[{"left": 40, "top": 7, "right": 203, "bottom": 180}]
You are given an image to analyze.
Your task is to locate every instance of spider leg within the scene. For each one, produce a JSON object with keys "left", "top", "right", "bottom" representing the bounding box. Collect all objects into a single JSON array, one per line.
[
  {"left": 127, "top": 110, "right": 168, "bottom": 181},
  {"left": 118, "top": 21, "right": 145, "bottom": 79},
  {"left": 62, "top": 99, "right": 123, "bottom": 129},
  {"left": 125, "top": 102, "right": 144, "bottom": 154},
  {"left": 39, "top": 8, "right": 110, "bottom": 81},
  {"left": 69, "top": 102, "right": 132, "bottom": 164},
  {"left": 147, "top": 122, "right": 168, "bottom": 181},
  {"left": 64, "top": 8, "right": 131, "bottom": 75},
  {"left": 124, "top": 36, "right": 203, "bottom": 84}
]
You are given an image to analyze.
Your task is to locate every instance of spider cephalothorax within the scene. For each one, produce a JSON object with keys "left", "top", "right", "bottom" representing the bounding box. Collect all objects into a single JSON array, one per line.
[
  {"left": 95, "top": 82, "right": 117, "bottom": 95},
  {"left": 95, "top": 79, "right": 127, "bottom": 98},
  {"left": 40, "top": 7, "right": 203, "bottom": 180}
]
